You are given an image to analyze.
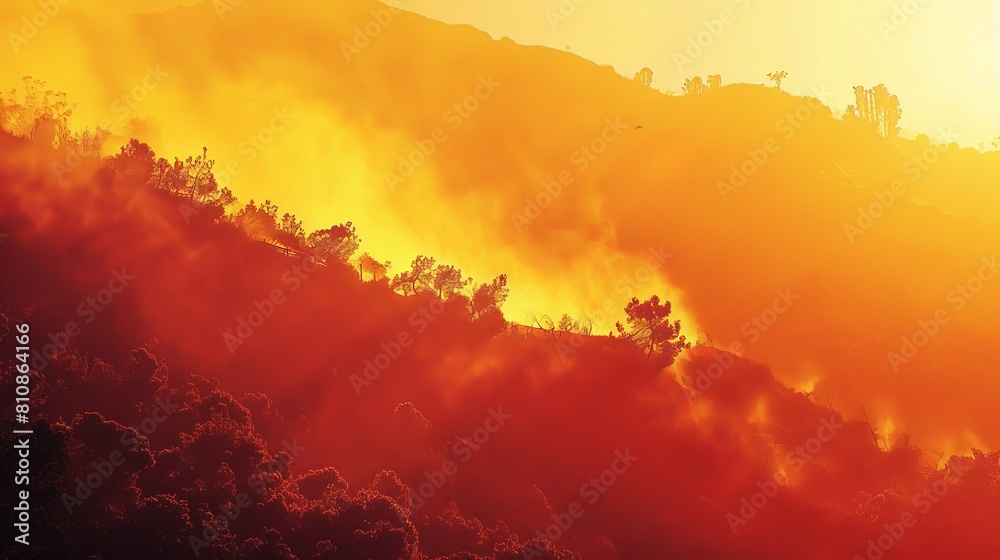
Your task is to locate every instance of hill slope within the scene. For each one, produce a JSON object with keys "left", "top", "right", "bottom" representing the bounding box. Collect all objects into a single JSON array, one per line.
[{"left": 1, "top": 113, "right": 999, "bottom": 558}]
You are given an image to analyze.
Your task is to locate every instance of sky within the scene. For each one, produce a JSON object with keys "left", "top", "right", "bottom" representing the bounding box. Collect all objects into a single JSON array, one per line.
[
  {"left": 4, "top": 0, "right": 997, "bottom": 146},
  {"left": 385, "top": 0, "right": 1000, "bottom": 147}
]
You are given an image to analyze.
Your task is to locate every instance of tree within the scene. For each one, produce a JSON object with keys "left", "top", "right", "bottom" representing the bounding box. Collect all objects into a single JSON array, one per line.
[
  {"left": 634, "top": 67, "right": 654, "bottom": 87},
  {"left": 0, "top": 76, "right": 73, "bottom": 142},
  {"left": 557, "top": 313, "right": 592, "bottom": 335},
  {"left": 356, "top": 252, "right": 389, "bottom": 281},
  {"left": 279, "top": 213, "right": 306, "bottom": 244},
  {"left": 391, "top": 256, "right": 436, "bottom": 296},
  {"left": 149, "top": 156, "right": 184, "bottom": 193},
  {"left": 105, "top": 139, "right": 155, "bottom": 185},
  {"left": 557, "top": 314, "right": 576, "bottom": 333},
  {"left": 233, "top": 199, "right": 281, "bottom": 242},
  {"left": 767, "top": 71, "right": 788, "bottom": 89},
  {"left": 149, "top": 146, "right": 235, "bottom": 213},
  {"left": 73, "top": 127, "right": 110, "bottom": 157},
  {"left": 307, "top": 223, "right": 360, "bottom": 263},
  {"left": 682, "top": 76, "right": 706, "bottom": 95},
  {"left": 707, "top": 74, "right": 722, "bottom": 89},
  {"left": 528, "top": 313, "right": 557, "bottom": 338},
  {"left": 846, "top": 84, "right": 902, "bottom": 137},
  {"left": 183, "top": 148, "right": 216, "bottom": 202},
  {"left": 871, "top": 84, "right": 902, "bottom": 138},
  {"left": 615, "top": 295, "right": 689, "bottom": 366},
  {"left": 231, "top": 200, "right": 311, "bottom": 250},
  {"left": 432, "top": 264, "right": 470, "bottom": 298},
  {"left": 469, "top": 274, "right": 509, "bottom": 321}
]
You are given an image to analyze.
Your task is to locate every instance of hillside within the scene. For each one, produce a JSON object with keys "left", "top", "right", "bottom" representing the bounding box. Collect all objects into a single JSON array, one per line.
[{"left": 1, "top": 106, "right": 999, "bottom": 559}]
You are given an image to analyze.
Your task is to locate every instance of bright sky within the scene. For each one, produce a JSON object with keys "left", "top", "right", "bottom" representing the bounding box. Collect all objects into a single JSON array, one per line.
[
  {"left": 4, "top": 0, "right": 997, "bottom": 145},
  {"left": 387, "top": 0, "right": 1000, "bottom": 147}
]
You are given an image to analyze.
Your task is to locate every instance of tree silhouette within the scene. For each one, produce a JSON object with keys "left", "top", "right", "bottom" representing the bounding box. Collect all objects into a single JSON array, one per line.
[
  {"left": 634, "top": 67, "right": 654, "bottom": 87},
  {"left": 846, "top": 84, "right": 902, "bottom": 137},
  {"left": 105, "top": 139, "right": 155, "bottom": 185},
  {"left": 527, "top": 312, "right": 557, "bottom": 338},
  {"left": 557, "top": 313, "right": 575, "bottom": 332},
  {"left": 231, "top": 201, "right": 307, "bottom": 249},
  {"left": 557, "top": 313, "right": 592, "bottom": 335},
  {"left": 767, "top": 71, "right": 788, "bottom": 89},
  {"left": 391, "top": 255, "right": 437, "bottom": 295},
  {"left": 149, "top": 146, "right": 236, "bottom": 212},
  {"left": 682, "top": 76, "right": 706, "bottom": 95},
  {"left": 0, "top": 76, "right": 73, "bottom": 142},
  {"left": 280, "top": 213, "right": 305, "bottom": 242},
  {"left": 233, "top": 199, "right": 281, "bottom": 242},
  {"left": 615, "top": 295, "right": 689, "bottom": 366},
  {"left": 469, "top": 274, "right": 509, "bottom": 321},
  {"left": 356, "top": 252, "right": 390, "bottom": 281},
  {"left": 681, "top": 75, "right": 720, "bottom": 94},
  {"left": 184, "top": 148, "right": 216, "bottom": 202},
  {"left": 307, "top": 222, "right": 359, "bottom": 263},
  {"left": 432, "top": 264, "right": 471, "bottom": 298}
]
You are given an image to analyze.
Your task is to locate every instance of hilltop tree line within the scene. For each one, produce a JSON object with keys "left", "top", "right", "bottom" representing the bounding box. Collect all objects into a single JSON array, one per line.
[
  {"left": 102, "top": 142, "right": 688, "bottom": 366},
  {"left": 2, "top": 78, "right": 691, "bottom": 366},
  {"left": 628, "top": 68, "right": 904, "bottom": 138},
  {"left": 104, "top": 138, "right": 519, "bottom": 335}
]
